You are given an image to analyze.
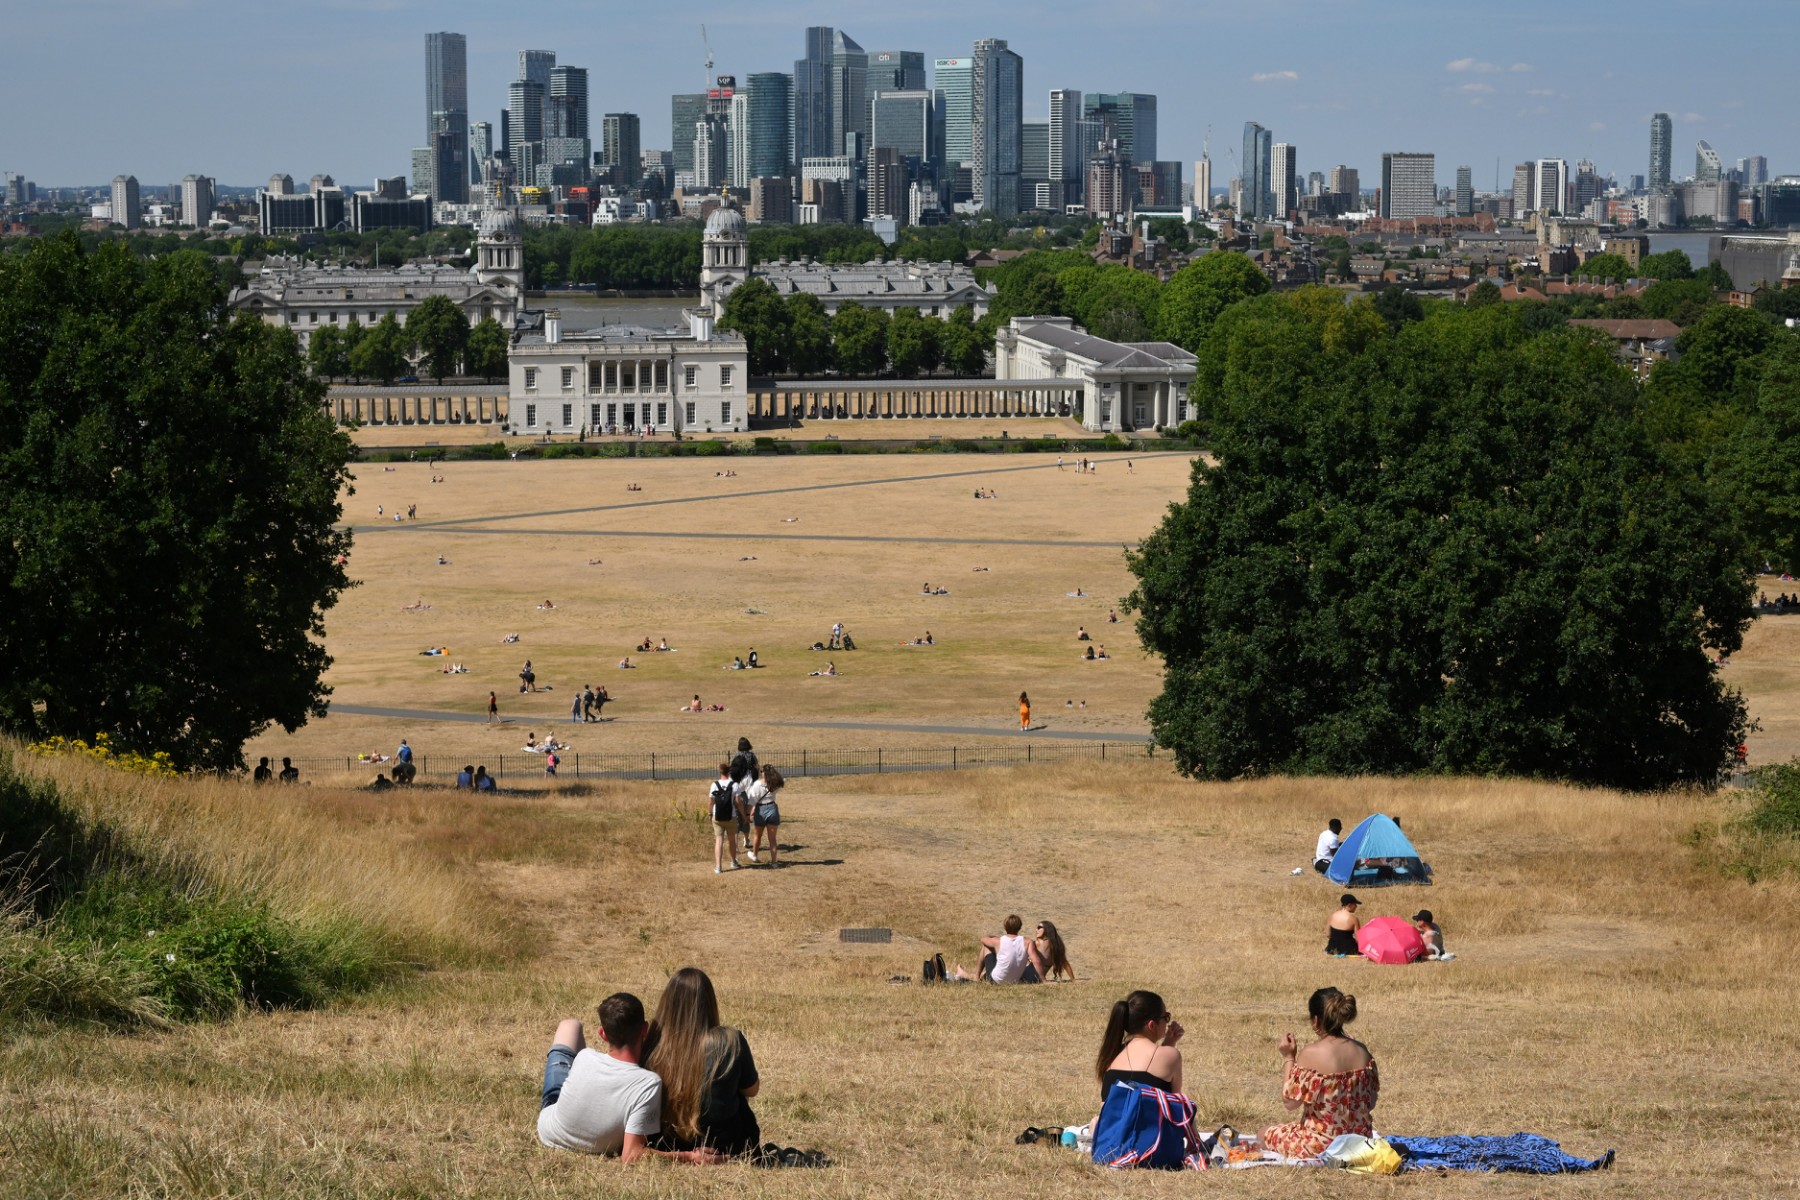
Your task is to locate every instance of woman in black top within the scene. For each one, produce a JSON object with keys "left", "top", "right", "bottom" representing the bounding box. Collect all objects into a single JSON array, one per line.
[
  {"left": 1094, "top": 989, "right": 1185, "bottom": 1102},
  {"left": 643, "top": 967, "right": 762, "bottom": 1156}
]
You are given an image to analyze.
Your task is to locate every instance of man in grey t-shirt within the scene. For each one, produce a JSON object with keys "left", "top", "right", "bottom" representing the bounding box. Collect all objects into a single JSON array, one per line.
[{"left": 536, "top": 993, "right": 720, "bottom": 1164}]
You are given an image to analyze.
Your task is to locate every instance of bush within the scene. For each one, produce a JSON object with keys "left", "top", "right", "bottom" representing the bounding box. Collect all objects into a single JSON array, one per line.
[
  {"left": 687, "top": 439, "right": 731, "bottom": 457},
  {"left": 806, "top": 440, "right": 844, "bottom": 453},
  {"left": 456, "top": 442, "right": 509, "bottom": 460},
  {"left": 1101, "top": 433, "right": 1128, "bottom": 450},
  {"left": 539, "top": 444, "right": 592, "bottom": 459},
  {"left": 1745, "top": 759, "right": 1800, "bottom": 836}
]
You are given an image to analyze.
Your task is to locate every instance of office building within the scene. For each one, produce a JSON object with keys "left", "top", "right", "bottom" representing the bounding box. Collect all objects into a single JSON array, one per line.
[
  {"left": 470, "top": 121, "right": 493, "bottom": 184},
  {"left": 866, "top": 49, "right": 927, "bottom": 130},
  {"left": 970, "top": 37, "right": 1023, "bottom": 217},
  {"left": 1380, "top": 152, "right": 1436, "bottom": 219},
  {"left": 732, "top": 72, "right": 791, "bottom": 187},
  {"left": 1194, "top": 156, "right": 1212, "bottom": 210},
  {"left": 869, "top": 146, "right": 908, "bottom": 221},
  {"left": 1047, "top": 88, "right": 1084, "bottom": 207},
  {"left": 1136, "top": 161, "right": 1183, "bottom": 210},
  {"left": 829, "top": 31, "right": 869, "bottom": 156},
  {"left": 871, "top": 89, "right": 939, "bottom": 176},
  {"left": 1650, "top": 112, "right": 1673, "bottom": 191},
  {"left": 695, "top": 113, "right": 729, "bottom": 189},
  {"left": 793, "top": 27, "right": 835, "bottom": 164},
  {"left": 1573, "top": 160, "right": 1602, "bottom": 213},
  {"left": 748, "top": 176, "right": 793, "bottom": 224},
  {"left": 671, "top": 93, "right": 706, "bottom": 178},
  {"left": 509, "top": 80, "right": 546, "bottom": 149},
  {"left": 1271, "top": 142, "right": 1296, "bottom": 219},
  {"left": 1328, "top": 164, "right": 1359, "bottom": 201},
  {"left": 424, "top": 32, "right": 469, "bottom": 204},
  {"left": 603, "top": 114, "right": 642, "bottom": 185},
  {"left": 1512, "top": 162, "right": 1536, "bottom": 215},
  {"left": 549, "top": 66, "right": 588, "bottom": 140},
  {"left": 519, "top": 49, "right": 555, "bottom": 136},
  {"left": 1455, "top": 164, "right": 1473, "bottom": 216},
  {"left": 110, "top": 174, "right": 140, "bottom": 229},
  {"left": 1534, "top": 158, "right": 1566, "bottom": 216},
  {"left": 1082, "top": 93, "right": 1157, "bottom": 164},
  {"left": 1696, "top": 140, "right": 1722, "bottom": 183},
  {"left": 180, "top": 174, "right": 214, "bottom": 227},
  {"left": 257, "top": 181, "right": 345, "bottom": 235},
  {"left": 936, "top": 57, "right": 974, "bottom": 167},
  {"left": 1738, "top": 155, "right": 1769, "bottom": 188},
  {"left": 1241, "top": 122, "right": 1272, "bottom": 219},
  {"left": 1086, "top": 142, "right": 1130, "bottom": 218},
  {"left": 801, "top": 156, "right": 857, "bottom": 223},
  {"left": 350, "top": 190, "right": 432, "bottom": 233},
  {"left": 1022, "top": 123, "right": 1050, "bottom": 186},
  {"left": 3, "top": 172, "right": 25, "bottom": 206}
]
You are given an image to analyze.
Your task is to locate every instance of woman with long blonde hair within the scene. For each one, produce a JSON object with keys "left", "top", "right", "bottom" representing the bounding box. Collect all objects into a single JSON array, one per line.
[{"left": 643, "top": 967, "right": 761, "bottom": 1156}]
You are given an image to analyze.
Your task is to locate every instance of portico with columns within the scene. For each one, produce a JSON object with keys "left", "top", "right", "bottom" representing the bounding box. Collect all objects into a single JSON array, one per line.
[{"left": 992, "top": 317, "right": 1197, "bottom": 433}]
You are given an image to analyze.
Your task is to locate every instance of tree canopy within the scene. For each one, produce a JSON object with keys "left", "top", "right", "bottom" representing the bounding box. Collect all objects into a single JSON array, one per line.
[
  {"left": 1128, "top": 293, "right": 1753, "bottom": 789},
  {"left": 0, "top": 233, "right": 354, "bottom": 771},
  {"left": 404, "top": 295, "right": 469, "bottom": 382}
]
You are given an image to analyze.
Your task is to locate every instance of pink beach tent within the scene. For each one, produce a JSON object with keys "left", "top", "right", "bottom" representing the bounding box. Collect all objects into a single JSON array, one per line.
[{"left": 1356, "top": 916, "right": 1425, "bottom": 965}]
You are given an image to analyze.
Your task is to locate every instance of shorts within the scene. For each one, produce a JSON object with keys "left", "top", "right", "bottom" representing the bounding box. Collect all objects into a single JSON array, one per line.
[
  {"left": 541, "top": 1044, "right": 577, "bottom": 1109},
  {"left": 754, "top": 803, "right": 780, "bottom": 827},
  {"left": 712, "top": 818, "right": 737, "bottom": 834}
]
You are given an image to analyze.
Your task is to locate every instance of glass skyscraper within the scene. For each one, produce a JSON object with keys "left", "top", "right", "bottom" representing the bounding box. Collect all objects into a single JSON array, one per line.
[
  {"left": 792, "top": 27, "right": 834, "bottom": 163},
  {"left": 1649, "top": 112, "right": 1672, "bottom": 192},
  {"left": 1241, "top": 121, "right": 1272, "bottom": 220},
  {"left": 733, "top": 72, "right": 792, "bottom": 186},
  {"left": 935, "top": 57, "right": 974, "bottom": 166},
  {"left": 1083, "top": 93, "right": 1157, "bottom": 164},
  {"left": 424, "top": 32, "right": 469, "bottom": 203},
  {"left": 971, "top": 38, "right": 1022, "bottom": 217}
]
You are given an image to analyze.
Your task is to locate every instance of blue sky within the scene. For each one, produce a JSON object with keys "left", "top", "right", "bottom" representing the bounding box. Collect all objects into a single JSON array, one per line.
[{"left": 3, "top": 0, "right": 1788, "bottom": 191}]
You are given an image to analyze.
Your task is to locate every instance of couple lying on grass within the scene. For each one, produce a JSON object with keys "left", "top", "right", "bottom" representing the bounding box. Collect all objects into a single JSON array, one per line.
[{"left": 539, "top": 967, "right": 774, "bottom": 1164}]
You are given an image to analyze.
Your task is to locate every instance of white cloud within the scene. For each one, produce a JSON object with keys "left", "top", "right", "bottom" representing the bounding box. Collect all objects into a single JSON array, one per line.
[
  {"left": 1527, "top": 88, "right": 1556, "bottom": 97},
  {"left": 1460, "top": 82, "right": 1495, "bottom": 94},
  {"left": 1509, "top": 62, "right": 1535, "bottom": 72},
  {"left": 1589, "top": 121, "right": 1607, "bottom": 132},
  {"left": 1251, "top": 70, "right": 1299, "bottom": 84},
  {"left": 1446, "top": 57, "right": 1502, "bottom": 73},
  {"left": 1683, "top": 111, "right": 1704, "bottom": 123}
]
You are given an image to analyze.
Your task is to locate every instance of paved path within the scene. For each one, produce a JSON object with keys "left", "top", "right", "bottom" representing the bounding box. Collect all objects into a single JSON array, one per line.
[
  {"left": 352, "top": 451, "right": 1199, "bottom": 536},
  {"left": 377, "top": 526, "right": 1132, "bottom": 548},
  {"left": 326, "top": 702, "right": 1148, "bottom": 743}
]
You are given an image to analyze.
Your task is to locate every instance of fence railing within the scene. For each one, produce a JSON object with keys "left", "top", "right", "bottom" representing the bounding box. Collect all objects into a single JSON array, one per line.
[{"left": 276, "top": 740, "right": 1151, "bottom": 786}]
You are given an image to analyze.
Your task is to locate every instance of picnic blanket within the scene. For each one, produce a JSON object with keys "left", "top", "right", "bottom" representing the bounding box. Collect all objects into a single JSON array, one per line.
[{"left": 1388, "top": 1134, "right": 1613, "bottom": 1174}]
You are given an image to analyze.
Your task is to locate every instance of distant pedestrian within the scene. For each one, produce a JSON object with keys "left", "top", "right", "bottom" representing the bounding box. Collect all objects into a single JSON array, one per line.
[
  {"left": 571, "top": 693, "right": 583, "bottom": 724},
  {"left": 488, "top": 691, "right": 499, "bottom": 722},
  {"left": 1018, "top": 691, "right": 1031, "bottom": 732},
  {"left": 474, "top": 765, "right": 496, "bottom": 793},
  {"left": 582, "top": 684, "right": 597, "bottom": 721},
  {"left": 278, "top": 757, "right": 299, "bottom": 783},
  {"left": 545, "top": 749, "right": 559, "bottom": 778},
  {"left": 253, "top": 756, "right": 273, "bottom": 784},
  {"left": 396, "top": 739, "right": 413, "bottom": 766}
]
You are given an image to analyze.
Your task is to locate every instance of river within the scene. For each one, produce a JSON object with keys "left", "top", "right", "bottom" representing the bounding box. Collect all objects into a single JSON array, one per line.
[
  {"left": 526, "top": 294, "right": 692, "bottom": 332},
  {"left": 1646, "top": 231, "right": 1718, "bottom": 265}
]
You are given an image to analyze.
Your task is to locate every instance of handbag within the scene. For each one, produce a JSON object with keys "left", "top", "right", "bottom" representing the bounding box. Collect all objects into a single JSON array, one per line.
[
  {"left": 1090, "top": 1081, "right": 1208, "bottom": 1170},
  {"left": 1322, "top": 1133, "right": 1403, "bottom": 1175}
]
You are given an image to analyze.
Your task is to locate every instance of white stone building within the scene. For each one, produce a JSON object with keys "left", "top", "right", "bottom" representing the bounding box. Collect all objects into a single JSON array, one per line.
[
  {"left": 993, "top": 317, "right": 1197, "bottom": 433},
  {"left": 229, "top": 206, "right": 525, "bottom": 350}
]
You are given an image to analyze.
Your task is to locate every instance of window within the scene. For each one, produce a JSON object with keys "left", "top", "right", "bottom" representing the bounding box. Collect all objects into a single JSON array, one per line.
[
  {"left": 606, "top": 403, "right": 616, "bottom": 427},
  {"left": 720, "top": 365, "right": 734, "bottom": 389},
  {"left": 685, "top": 401, "right": 696, "bottom": 425},
  {"left": 654, "top": 361, "right": 669, "bottom": 391},
  {"left": 656, "top": 403, "right": 667, "bottom": 426},
  {"left": 562, "top": 404, "right": 573, "bottom": 427},
  {"left": 524, "top": 367, "right": 538, "bottom": 392},
  {"left": 309, "top": 311, "right": 318, "bottom": 324},
  {"left": 589, "top": 362, "right": 605, "bottom": 390},
  {"left": 561, "top": 367, "right": 574, "bottom": 392},
  {"left": 621, "top": 361, "right": 636, "bottom": 391},
  {"left": 604, "top": 361, "right": 618, "bottom": 391},
  {"left": 720, "top": 401, "right": 732, "bottom": 424},
  {"left": 590, "top": 404, "right": 603, "bottom": 428},
  {"left": 525, "top": 403, "right": 537, "bottom": 427},
  {"left": 684, "top": 364, "right": 698, "bottom": 388}
]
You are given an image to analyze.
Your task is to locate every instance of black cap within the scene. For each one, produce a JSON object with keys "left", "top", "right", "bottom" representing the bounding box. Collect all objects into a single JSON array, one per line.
[
  {"left": 1340, "top": 894, "right": 1361, "bottom": 906},
  {"left": 1412, "top": 910, "right": 1433, "bottom": 923}
]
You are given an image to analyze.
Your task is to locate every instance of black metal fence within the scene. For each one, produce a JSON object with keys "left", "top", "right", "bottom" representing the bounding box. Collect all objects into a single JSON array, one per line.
[{"left": 280, "top": 739, "right": 1151, "bottom": 786}]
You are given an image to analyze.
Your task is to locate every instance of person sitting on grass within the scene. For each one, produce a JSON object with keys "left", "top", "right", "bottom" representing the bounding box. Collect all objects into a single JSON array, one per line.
[
  {"left": 1084, "top": 645, "right": 1096, "bottom": 661},
  {"left": 536, "top": 992, "right": 722, "bottom": 1163},
  {"left": 1032, "top": 920, "right": 1076, "bottom": 981},
  {"left": 643, "top": 968, "right": 762, "bottom": 1159},
  {"left": 808, "top": 662, "right": 838, "bottom": 677},
  {"left": 1095, "top": 989, "right": 1184, "bottom": 1103},
  {"left": 456, "top": 764, "right": 474, "bottom": 789},
  {"left": 967, "top": 914, "right": 1041, "bottom": 984},
  {"left": 253, "top": 756, "right": 272, "bottom": 784},
  {"left": 657, "top": 637, "right": 672, "bottom": 652},
  {"left": 1326, "top": 895, "right": 1362, "bottom": 957},
  {"left": 1261, "top": 987, "right": 1378, "bottom": 1159},
  {"left": 474, "top": 765, "right": 496, "bottom": 792},
  {"left": 1077, "top": 626, "right": 1090, "bottom": 641},
  {"left": 278, "top": 758, "right": 299, "bottom": 784},
  {"left": 1314, "top": 819, "right": 1343, "bottom": 875},
  {"left": 1412, "top": 910, "right": 1453, "bottom": 961}
]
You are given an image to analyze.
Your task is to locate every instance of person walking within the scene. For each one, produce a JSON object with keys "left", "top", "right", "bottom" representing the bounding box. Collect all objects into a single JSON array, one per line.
[
  {"left": 488, "top": 691, "right": 499, "bottom": 722},
  {"left": 571, "top": 693, "right": 583, "bottom": 724},
  {"left": 1018, "top": 691, "right": 1032, "bottom": 732}
]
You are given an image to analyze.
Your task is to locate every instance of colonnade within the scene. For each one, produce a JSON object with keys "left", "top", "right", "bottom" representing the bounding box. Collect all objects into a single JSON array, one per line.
[
  {"left": 747, "top": 381, "right": 1085, "bottom": 423},
  {"left": 329, "top": 390, "right": 509, "bottom": 426}
]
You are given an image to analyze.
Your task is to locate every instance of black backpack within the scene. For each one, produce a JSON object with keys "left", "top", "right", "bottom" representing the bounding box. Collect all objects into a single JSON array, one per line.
[
  {"left": 730, "top": 751, "right": 758, "bottom": 785},
  {"left": 710, "top": 780, "right": 736, "bottom": 822}
]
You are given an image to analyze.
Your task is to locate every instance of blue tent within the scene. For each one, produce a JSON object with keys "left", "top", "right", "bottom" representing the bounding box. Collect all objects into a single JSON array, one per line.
[{"left": 1327, "top": 814, "right": 1431, "bottom": 887}]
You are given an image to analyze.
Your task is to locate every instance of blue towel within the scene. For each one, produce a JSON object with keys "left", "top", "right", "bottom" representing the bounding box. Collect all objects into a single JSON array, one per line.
[{"left": 1388, "top": 1134, "right": 1614, "bottom": 1174}]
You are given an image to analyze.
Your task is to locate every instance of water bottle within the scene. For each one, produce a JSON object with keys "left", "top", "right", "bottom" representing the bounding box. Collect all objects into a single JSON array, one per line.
[
  {"left": 1075, "top": 1123, "right": 1094, "bottom": 1153},
  {"left": 1060, "top": 1127, "right": 1078, "bottom": 1148}
]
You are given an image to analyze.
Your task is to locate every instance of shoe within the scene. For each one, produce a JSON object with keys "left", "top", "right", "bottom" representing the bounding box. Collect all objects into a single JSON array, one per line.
[
  {"left": 714, "top": 867, "right": 722, "bottom": 874},
  {"left": 746, "top": 851, "right": 758, "bottom": 862}
]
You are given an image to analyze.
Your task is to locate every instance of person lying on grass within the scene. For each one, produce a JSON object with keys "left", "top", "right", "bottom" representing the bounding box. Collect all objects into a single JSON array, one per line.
[{"left": 537, "top": 992, "right": 722, "bottom": 1163}]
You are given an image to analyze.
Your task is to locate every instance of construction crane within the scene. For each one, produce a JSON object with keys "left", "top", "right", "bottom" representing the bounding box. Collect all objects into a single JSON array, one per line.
[{"left": 701, "top": 24, "right": 713, "bottom": 90}]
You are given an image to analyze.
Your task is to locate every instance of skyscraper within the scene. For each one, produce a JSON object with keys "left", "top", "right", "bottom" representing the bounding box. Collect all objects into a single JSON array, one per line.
[
  {"left": 1328, "top": 164, "right": 1359, "bottom": 200},
  {"left": 180, "top": 174, "right": 214, "bottom": 227},
  {"left": 1048, "top": 88, "right": 1083, "bottom": 206},
  {"left": 1534, "top": 158, "right": 1566, "bottom": 215},
  {"left": 470, "top": 121, "right": 492, "bottom": 185},
  {"left": 1573, "top": 160, "right": 1601, "bottom": 213},
  {"left": 936, "top": 57, "right": 974, "bottom": 166},
  {"left": 1194, "top": 156, "right": 1212, "bottom": 209},
  {"left": 830, "top": 31, "right": 869, "bottom": 157},
  {"left": 602, "top": 113, "right": 642, "bottom": 185},
  {"left": 424, "top": 32, "right": 469, "bottom": 203},
  {"left": 519, "top": 50, "right": 555, "bottom": 133},
  {"left": 1739, "top": 155, "right": 1769, "bottom": 187},
  {"left": 971, "top": 38, "right": 1023, "bottom": 217},
  {"left": 733, "top": 72, "right": 792, "bottom": 186},
  {"left": 1271, "top": 141, "right": 1296, "bottom": 219},
  {"left": 866, "top": 49, "right": 926, "bottom": 122},
  {"left": 549, "top": 66, "right": 588, "bottom": 139},
  {"left": 1695, "top": 140, "right": 1722, "bottom": 183},
  {"left": 1512, "top": 162, "right": 1536, "bottom": 214},
  {"left": 871, "top": 90, "right": 939, "bottom": 175},
  {"left": 792, "top": 27, "right": 834, "bottom": 164},
  {"left": 1455, "top": 164, "right": 1473, "bottom": 215},
  {"left": 110, "top": 174, "right": 140, "bottom": 229},
  {"left": 1083, "top": 93, "right": 1157, "bottom": 164},
  {"left": 508, "top": 80, "right": 546, "bottom": 148},
  {"left": 671, "top": 93, "right": 706, "bottom": 178},
  {"left": 1649, "top": 112, "right": 1672, "bottom": 191},
  {"left": 1380, "top": 152, "right": 1436, "bottom": 218},
  {"left": 1022, "top": 122, "right": 1050, "bottom": 193},
  {"left": 1241, "top": 122, "right": 1272, "bottom": 219}
]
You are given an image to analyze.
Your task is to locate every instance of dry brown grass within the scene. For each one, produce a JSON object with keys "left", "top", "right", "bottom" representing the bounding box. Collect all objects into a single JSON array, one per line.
[{"left": 4, "top": 759, "right": 1798, "bottom": 1198}]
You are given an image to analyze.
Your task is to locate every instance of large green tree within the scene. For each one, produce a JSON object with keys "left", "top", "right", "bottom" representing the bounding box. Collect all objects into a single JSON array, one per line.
[
  {"left": 350, "top": 313, "right": 410, "bottom": 384},
  {"left": 1154, "top": 252, "right": 1271, "bottom": 352},
  {"left": 830, "top": 303, "right": 889, "bottom": 376},
  {"left": 887, "top": 309, "right": 943, "bottom": 378},
  {"left": 466, "top": 317, "right": 510, "bottom": 382},
  {"left": 785, "top": 294, "right": 834, "bottom": 376},
  {"left": 1127, "top": 296, "right": 1753, "bottom": 789},
  {"left": 404, "top": 294, "right": 470, "bottom": 382},
  {"left": 941, "top": 305, "right": 989, "bottom": 376},
  {"left": 306, "top": 323, "right": 349, "bottom": 381},
  {"left": 0, "top": 234, "right": 354, "bottom": 771},
  {"left": 718, "top": 278, "right": 790, "bottom": 375}
]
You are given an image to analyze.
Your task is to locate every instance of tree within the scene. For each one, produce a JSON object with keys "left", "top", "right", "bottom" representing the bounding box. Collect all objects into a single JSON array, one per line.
[
  {"left": 1058, "top": 264, "right": 1161, "bottom": 340},
  {"left": 785, "top": 294, "right": 833, "bottom": 376},
  {"left": 718, "top": 278, "right": 790, "bottom": 375},
  {"left": 0, "top": 235, "right": 353, "bottom": 771},
  {"left": 404, "top": 295, "right": 470, "bottom": 382},
  {"left": 1699, "top": 259, "right": 1734, "bottom": 291},
  {"left": 466, "top": 317, "right": 510, "bottom": 382},
  {"left": 1372, "top": 286, "right": 1426, "bottom": 331},
  {"left": 1638, "top": 249, "right": 1693, "bottom": 281},
  {"left": 338, "top": 317, "right": 365, "bottom": 380},
  {"left": 1722, "top": 337, "right": 1800, "bottom": 571},
  {"left": 1127, "top": 300, "right": 1752, "bottom": 789},
  {"left": 1640, "top": 277, "right": 1714, "bottom": 322},
  {"left": 887, "top": 309, "right": 943, "bottom": 378},
  {"left": 1466, "top": 279, "right": 1503, "bottom": 308},
  {"left": 941, "top": 305, "right": 989, "bottom": 375},
  {"left": 830, "top": 303, "right": 889, "bottom": 376},
  {"left": 306, "top": 323, "right": 348, "bottom": 381},
  {"left": 351, "top": 313, "right": 410, "bottom": 384},
  {"left": 1155, "top": 252, "right": 1270, "bottom": 352},
  {"left": 1574, "top": 252, "right": 1633, "bottom": 281}
]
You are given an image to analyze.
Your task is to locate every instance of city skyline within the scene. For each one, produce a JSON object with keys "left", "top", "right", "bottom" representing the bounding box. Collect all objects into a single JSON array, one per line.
[{"left": 3, "top": 0, "right": 1795, "bottom": 192}]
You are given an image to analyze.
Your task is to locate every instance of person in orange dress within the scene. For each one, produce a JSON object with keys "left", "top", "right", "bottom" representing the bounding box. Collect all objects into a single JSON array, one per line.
[
  {"left": 1260, "top": 986, "right": 1379, "bottom": 1159},
  {"left": 1018, "top": 691, "right": 1031, "bottom": 732}
]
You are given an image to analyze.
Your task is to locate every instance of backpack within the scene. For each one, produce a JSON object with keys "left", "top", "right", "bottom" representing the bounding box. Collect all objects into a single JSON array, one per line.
[
  {"left": 729, "top": 751, "right": 757, "bottom": 785},
  {"left": 710, "top": 780, "right": 736, "bottom": 822},
  {"left": 1091, "top": 1081, "right": 1208, "bottom": 1171}
]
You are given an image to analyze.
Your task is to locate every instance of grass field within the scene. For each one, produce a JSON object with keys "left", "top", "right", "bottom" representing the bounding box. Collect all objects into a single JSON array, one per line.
[{"left": 7, "top": 453, "right": 1800, "bottom": 1198}]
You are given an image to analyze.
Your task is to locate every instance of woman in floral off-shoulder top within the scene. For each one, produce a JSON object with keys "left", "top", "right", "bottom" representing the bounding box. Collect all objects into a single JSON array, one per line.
[{"left": 1261, "top": 986, "right": 1379, "bottom": 1159}]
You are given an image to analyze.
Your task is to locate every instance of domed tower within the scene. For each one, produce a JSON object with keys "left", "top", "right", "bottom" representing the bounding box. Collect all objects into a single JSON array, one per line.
[
  {"left": 475, "top": 206, "right": 524, "bottom": 293},
  {"left": 1782, "top": 247, "right": 1800, "bottom": 290},
  {"left": 699, "top": 203, "right": 748, "bottom": 313}
]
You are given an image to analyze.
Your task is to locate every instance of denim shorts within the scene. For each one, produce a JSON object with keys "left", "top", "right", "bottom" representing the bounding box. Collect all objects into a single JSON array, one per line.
[{"left": 541, "top": 1044, "right": 577, "bottom": 1110}]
